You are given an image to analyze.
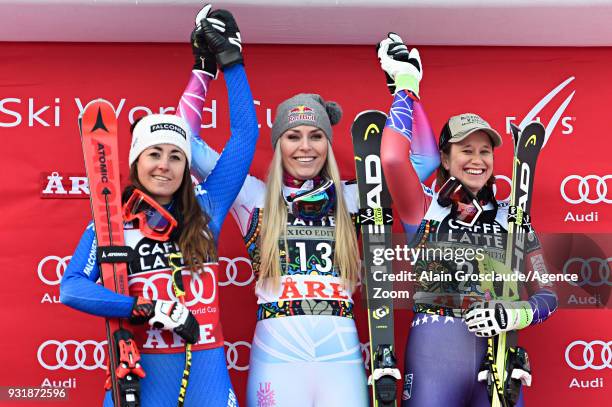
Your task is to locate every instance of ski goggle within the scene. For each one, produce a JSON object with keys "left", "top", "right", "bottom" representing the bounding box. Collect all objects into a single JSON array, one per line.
[
  {"left": 122, "top": 189, "right": 178, "bottom": 241},
  {"left": 285, "top": 178, "right": 335, "bottom": 221},
  {"left": 437, "top": 177, "right": 483, "bottom": 228}
]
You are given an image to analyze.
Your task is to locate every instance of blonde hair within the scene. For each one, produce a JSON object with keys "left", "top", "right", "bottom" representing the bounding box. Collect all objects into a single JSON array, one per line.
[{"left": 257, "top": 141, "right": 360, "bottom": 291}]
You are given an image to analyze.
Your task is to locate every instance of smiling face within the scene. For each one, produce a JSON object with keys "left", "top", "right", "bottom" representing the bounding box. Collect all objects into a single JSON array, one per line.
[
  {"left": 441, "top": 131, "right": 494, "bottom": 195},
  {"left": 279, "top": 125, "right": 328, "bottom": 180},
  {"left": 135, "top": 144, "right": 186, "bottom": 204}
]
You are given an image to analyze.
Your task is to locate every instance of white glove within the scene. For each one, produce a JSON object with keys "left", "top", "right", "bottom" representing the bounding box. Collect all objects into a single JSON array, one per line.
[
  {"left": 377, "top": 33, "right": 422, "bottom": 97},
  {"left": 148, "top": 300, "right": 200, "bottom": 344},
  {"left": 465, "top": 300, "right": 534, "bottom": 337}
]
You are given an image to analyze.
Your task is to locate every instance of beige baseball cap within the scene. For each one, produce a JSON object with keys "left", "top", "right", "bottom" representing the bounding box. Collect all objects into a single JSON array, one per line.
[{"left": 439, "top": 113, "right": 502, "bottom": 149}]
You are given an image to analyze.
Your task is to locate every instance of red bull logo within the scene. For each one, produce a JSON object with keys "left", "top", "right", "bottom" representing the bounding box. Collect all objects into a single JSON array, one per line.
[{"left": 288, "top": 105, "right": 316, "bottom": 123}]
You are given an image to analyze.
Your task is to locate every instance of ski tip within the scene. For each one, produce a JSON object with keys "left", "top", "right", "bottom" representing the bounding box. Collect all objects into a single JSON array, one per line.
[
  {"left": 524, "top": 121, "right": 545, "bottom": 131},
  {"left": 518, "top": 121, "right": 546, "bottom": 151},
  {"left": 509, "top": 122, "right": 521, "bottom": 147},
  {"left": 79, "top": 99, "right": 118, "bottom": 133},
  {"left": 353, "top": 110, "right": 387, "bottom": 122},
  {"left": 351, "top": 110, "right": 387, "bottom": 134},
  {"left": 509, "top": 122, "right": 521, "bottom": 135},
  {"left": 81, "top": 98, "right": 117, "bottom": 116}
]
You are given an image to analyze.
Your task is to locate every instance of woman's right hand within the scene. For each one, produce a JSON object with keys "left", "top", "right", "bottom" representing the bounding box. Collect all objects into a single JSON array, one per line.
[
  {"left": 191, "top": 4, "right": 218, "bottom": 78},
  {"left": 130, "top": 297, "right": 200, "bottom": 344},
  {"left": 377, "top": 32, "right": 423, "bottom": 98}
]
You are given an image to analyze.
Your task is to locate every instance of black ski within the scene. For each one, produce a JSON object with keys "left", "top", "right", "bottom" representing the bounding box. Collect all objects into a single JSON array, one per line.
[
  {"left": 488, "top": 121, "right": 545, "bottom": 407},
  {"left": 351, "top": 110, "right": 400, "bottom": 407}
]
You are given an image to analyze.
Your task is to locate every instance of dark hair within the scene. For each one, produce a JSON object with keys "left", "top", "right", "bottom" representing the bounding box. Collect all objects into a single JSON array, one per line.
[
  {"left": 127, "top": 163, "right": 217, "bottom": 272},
  {"left": 130, "top": 116, "right": 145, "bottom": 135}
]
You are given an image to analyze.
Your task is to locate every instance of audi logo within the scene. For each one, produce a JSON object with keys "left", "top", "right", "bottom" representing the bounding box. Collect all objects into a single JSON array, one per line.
[
  {"left": 491, "top": 175, "right": 513, "bottom": 202},
  {"left": 563, "top": 257, "right": 612, "bottom": 287},
  {"left": 38, "top": 339, "right": 255, "bottom": 371},
  {"left": 561, "top": 175, "right": 611, "bottom": 204},
  {"left": 38, "top": 339, "right": 107, "bottom": 371},
  {"left": 218, "top": 257, "right": 255, "bottom": 287},
  {"left": 38, "top": 255, "right": 253, "bottom": 288},
  {"left": 224, "top": 341, "right": 251, "bottom": 371},
  {"left": 38, "top": 255, "right": 71, "bottom": 286},
  {"left": 129, "top": 269, "right": 217, "bottom": 306},
  {"left": 565, "top": 340, "right": 612, "bottom": 370}
]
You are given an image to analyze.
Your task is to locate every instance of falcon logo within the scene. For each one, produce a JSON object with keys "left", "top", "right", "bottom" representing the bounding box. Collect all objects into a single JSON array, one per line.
[{"left": 150, "top": 123, "right": 187, "bottom": 139}]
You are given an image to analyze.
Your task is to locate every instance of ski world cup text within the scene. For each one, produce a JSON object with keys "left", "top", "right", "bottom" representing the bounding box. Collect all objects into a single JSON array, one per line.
[{"left": 0, "top": 97, "right": 276, "bottom": 129}]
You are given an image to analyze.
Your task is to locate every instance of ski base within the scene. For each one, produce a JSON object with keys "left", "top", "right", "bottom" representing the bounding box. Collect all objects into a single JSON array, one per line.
[
  {"left": 489, "top": 121, "right": 545, "bottom": 407},
  {"left": 80, "top": 99, "right": 142, "bottom": 407},
  {"left": 352, "top": 110, "right": 399, "bottom": 407}
]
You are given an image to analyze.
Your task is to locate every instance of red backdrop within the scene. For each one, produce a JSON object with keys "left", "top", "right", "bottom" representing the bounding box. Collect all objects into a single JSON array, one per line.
[{"left": 0, "top": 42, "right": 610, "bottom": 406}]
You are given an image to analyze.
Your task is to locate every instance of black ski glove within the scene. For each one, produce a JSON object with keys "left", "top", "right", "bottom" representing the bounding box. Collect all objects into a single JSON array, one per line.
[
  {"left": 201, "top": 9, "right": 244, "bottom": 70},
  {"left": 191, "top": 27, "right": 218, "bottom": 79},
  {"left": 191, "top": 4, "right": 217, "bottom": 78}
]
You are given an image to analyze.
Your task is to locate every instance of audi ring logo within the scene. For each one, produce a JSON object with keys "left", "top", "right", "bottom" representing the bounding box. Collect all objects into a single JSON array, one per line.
[
  {"left": 38, "top": 339, "right": 253, "bottom": 371},
  {"left": 129, "top": 268, "right": 217, "bottom": 306},
  {"left": 218, "top": 257, "right": 255, "bottom": 287},
  {"left": 565, "top": 340, "right": 612, "bottom": 370},
  {"left": 561, "top": 175, "right": 612, "bottom": 204},
  {"left": 224, "top": 341, "right": 251, "bottom": 371},
  {"left": 491, "top": 175, "right": 512, "bottom": 202},
  {"left": 38, "top": 339, "right": 107, "bottom": 371},
  {"left": 38, "top": 255, "right": 253, "bottom": 288},
  {"left": 563, "top": 257, "right": 612, "bottom": 287},
  {"left": 38, "top": 255, "right": 71, "bottom": 286}
]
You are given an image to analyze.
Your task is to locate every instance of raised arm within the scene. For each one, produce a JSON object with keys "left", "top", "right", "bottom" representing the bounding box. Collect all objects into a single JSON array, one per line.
[
  {"left": 411, "top": 101, "right": 440, "bottom": 181},
  {"left": 176, "top": 7, "right": 266, "bottom": 239},
  {"left": 176, "top": 8, "right": 221, "bottom": 181},
  {"left": 177, "top": 70, "right": 220, "bottom": 181},
  {"left": 189, "top": 8, "right": 259, "bottom": 240},
  {"left": 381, "top": 93, "right": 432, "bottom": 233},
  {"left": 377, "top": 33, "right": 434, "bottom": 236}
]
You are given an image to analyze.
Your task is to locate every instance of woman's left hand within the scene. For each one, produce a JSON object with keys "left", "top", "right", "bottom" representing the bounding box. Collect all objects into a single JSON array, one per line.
[{"left": 465, "top": 300, "right": 534, "bottom": 337}]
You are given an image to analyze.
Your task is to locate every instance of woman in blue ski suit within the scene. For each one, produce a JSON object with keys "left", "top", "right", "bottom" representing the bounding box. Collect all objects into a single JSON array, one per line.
[{"left": 61, "top": 7, "right": 257, "bottom": 406}]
